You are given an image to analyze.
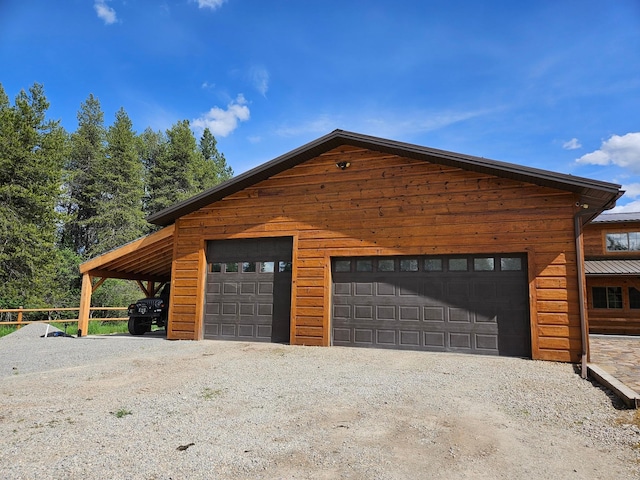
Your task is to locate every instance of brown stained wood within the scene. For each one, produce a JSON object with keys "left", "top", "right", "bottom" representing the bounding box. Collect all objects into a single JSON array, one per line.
[
  {"left": 295, "top": 316, "right": 324, "bottom": 327},
  {"left": 295, "top": 326, "right": 323, "bottom": 337},
  {"left": 168, "top": 146, "right": 584, "bottom": 359},
  {"left": 538, "top": 337, "right": 579, "bottom": 350},
  {"left": 537, "top": 313, "right": 572, "bottom": 325},
  {"left": 537, "top": 301, "right": 570, "bottom": 313},
  {"left": 536, "top": 277, "right": 568, "bottom": 289},
  {"left": 536, "top": 289, "right": 577, "bottom": 302},
  {"left": 291, "top": 336, "right": 324, "bottom": 346},
  {"left": 538, "top": 325, "right": 581, "bottom": 337}
]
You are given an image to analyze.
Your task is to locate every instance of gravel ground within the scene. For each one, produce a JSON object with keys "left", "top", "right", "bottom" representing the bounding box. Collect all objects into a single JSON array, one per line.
[{"left": 1, "top": 323, "right": 639, "bottom": 479}]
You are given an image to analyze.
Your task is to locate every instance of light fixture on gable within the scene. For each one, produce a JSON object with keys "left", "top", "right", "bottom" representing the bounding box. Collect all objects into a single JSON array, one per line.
[{"left": 336, "top": 161, "right": 351, "bottom": 170}]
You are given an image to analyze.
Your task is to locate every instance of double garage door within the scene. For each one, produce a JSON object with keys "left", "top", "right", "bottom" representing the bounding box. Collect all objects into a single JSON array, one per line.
[
  {"left": 332, "top": 254, "right": 530, "bottom": 357},
  {"left": 202, "top": 240, "right": 530, "bottom": 358}
]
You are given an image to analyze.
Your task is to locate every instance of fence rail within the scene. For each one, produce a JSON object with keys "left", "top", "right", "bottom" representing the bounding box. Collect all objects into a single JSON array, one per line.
[{"left": 0, "top": 306, "right": 129, "bottom": 328}]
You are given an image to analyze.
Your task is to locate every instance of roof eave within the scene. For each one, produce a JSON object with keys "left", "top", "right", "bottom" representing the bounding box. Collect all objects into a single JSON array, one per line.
[{"left": 147, "top": 129, "right": 622, "bottom": 226}]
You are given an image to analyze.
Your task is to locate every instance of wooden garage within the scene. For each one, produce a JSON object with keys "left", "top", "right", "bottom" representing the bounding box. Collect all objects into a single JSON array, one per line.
[{"left": 79, "top": 130, "right": 622, "bottom": 364}]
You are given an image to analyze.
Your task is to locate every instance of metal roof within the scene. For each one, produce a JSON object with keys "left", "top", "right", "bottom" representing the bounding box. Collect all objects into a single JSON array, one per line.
[
  {"left": 585, "top": 259, "right": 640, "bottom": 276},
  {"left": 591, "top": 212, "right": 640, "bottom": 223},
  {"left": 147, "top": 129, "right": 623, "bottom": 227}
]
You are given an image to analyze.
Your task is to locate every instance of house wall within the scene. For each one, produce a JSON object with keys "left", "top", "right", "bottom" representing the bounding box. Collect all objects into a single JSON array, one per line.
[
  {"left": 583, "top": 221, "right": 640, "bottom": 335},
  {"left": 168, "top": 145, "right": 583, "bottom": 361}
]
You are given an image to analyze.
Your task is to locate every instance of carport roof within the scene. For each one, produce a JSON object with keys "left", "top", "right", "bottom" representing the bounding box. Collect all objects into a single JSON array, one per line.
[
  {"left": 79, "top": 224, "right": 174, "bottom": 282},
  {"left": 148, "top": 129, "right": 623, "bottom": 227}
]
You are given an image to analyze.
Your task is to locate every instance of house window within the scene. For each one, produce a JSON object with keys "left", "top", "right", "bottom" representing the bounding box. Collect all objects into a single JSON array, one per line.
[
  {"left": 592, "top": 286, "right": 623, "bottom": 309},
  {"left": 605, "top": 232, "right": 640, "bottom": 252},
  {"left": 629, "top": 287, "right": 640, "bottom": 309}
]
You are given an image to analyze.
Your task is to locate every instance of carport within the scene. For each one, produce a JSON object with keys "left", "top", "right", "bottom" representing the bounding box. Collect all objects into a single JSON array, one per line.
[{"left": 76, "top": 224, "right": 175, "bottom": 337}]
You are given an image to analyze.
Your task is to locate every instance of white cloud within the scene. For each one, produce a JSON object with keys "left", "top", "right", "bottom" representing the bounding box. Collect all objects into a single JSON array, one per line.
[
  {"left": 620, "top": 183, "right": 640, "bottom": 199},
  {"left": 576, "top": 132, "right": 640, "bottom": 172},
  {"left": 192, "top": 95, "right": 250, "bottom": 137},
  {"left": 192, "top": 0, "right": 226, "bottom": 10},
  {"left": 610, "top": 199, "right": 640, "bottom": 213},
  {"left": 563, "top": 138, "right": 581, "bottom": 150},
  {"left": 94, "top": 0, "right": 117, "bottom": 25},
  {"left": 201, "top": 81, "right": 215, "bottom": 89},
  {"left": 249, "top": 66, "right": 269, "bottom": 96}
]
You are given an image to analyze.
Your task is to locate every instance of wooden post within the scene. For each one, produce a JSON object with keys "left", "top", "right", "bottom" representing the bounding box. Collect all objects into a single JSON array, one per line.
[
  {"left": 17, "top": 306, "right": 23, "bottom": 329},
  {"left": 78, "top": 274, "right": 92, "bottom": 337}
]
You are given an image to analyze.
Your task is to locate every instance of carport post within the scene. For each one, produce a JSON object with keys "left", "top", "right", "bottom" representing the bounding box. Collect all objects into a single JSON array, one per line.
[{"left": 77, "top": 273, "right": 92, "bottom": 337}]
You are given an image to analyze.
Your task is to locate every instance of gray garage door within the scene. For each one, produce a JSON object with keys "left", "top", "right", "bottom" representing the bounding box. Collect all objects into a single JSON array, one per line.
[
  {"left": 204, "top": 238, "right": 293, "bottom": 343},
  {"left": 332, "top": 254, "right": 530, "bottom": 357}
]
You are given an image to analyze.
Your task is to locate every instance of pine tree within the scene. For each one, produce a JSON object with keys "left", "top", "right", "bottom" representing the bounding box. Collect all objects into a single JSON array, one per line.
[
  {"left": 138, "top": 127, "right": 167, "bottom": 216},
  {"left": 146, "top": 120, "right": 201, "bottom": 215},
  {"left": 0, "top": 83, "right": 66, "bottom": 307},
  {"left": 61, "top": 94, "right": 106, "bottom": 256},
  {"left": 87, "top": 107, "right": 148, "bottom": 256},
  {"left": 196, "top": 127, "right": 233, "bottom": 190}
]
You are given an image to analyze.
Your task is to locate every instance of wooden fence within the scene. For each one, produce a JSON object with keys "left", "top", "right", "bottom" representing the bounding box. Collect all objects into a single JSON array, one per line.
[{"left": 0, "top": 306, "right": 128, "bottom": 328}]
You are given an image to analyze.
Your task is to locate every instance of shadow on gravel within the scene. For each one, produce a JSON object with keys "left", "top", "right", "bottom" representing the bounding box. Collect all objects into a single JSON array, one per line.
[{"left": 573, "top": 364, "right": 630, "bottom": 410}]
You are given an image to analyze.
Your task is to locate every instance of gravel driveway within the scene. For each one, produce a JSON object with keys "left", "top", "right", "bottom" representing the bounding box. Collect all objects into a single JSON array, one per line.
[{"left": 1, "top": 324, "right": 639, "bottom": 479}]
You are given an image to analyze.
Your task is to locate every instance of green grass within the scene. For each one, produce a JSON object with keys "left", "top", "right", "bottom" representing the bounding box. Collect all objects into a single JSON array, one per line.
[
  {"left": 0, "top": 321, "right": 130, "bottom": 338},
  {"left": 112, "top": 408, "right": 132, "bottom": 418}
]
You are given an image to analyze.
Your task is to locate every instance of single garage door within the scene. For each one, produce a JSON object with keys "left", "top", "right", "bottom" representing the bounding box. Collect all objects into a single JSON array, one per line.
[
  {"left": 204, "top": 237, "right": 293, "bottom": 343},
  {"left": 332, "top": 254, "right": 530, "bottom": 357}
]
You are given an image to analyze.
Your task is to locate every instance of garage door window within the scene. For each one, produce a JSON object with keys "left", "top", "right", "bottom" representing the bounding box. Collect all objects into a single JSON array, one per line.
[
  {"left": 474, "top": 258, "right": 495, "bottom": 271},
  {"left": 424, "top": 258, "right": 443, "bottom": 271},
  {"left": 501, "top": 257, "right": 523, "bottom": 271},
  {"left": 335, "top": 260, "right": 351, "bottom": 272},
  {"left": 449, "top": 258, "right": 468, "bottom": 271},
  {"left": 261, "top": 261, "right": 275, "bottom": 273},
  {"left": 378, "top": 259, "right": 395, "bottom": 271},
  {"left": 242, "top": 262, "right": 256, "bottom": 272},
  {"left": 356, "top": 260, "right": 373, "bottom": 272},
  {"left": 399, "top": 259, "right": 419, "bottom": 272}
]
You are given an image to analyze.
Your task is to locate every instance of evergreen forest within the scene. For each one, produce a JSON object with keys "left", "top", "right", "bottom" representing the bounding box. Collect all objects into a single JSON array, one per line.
[{"left": 0, "top": 83, "right": 233, "bottom": 310}]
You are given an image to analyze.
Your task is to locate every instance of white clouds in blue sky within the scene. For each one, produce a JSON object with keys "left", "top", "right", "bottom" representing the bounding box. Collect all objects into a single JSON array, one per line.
[
  {"left": 576, "top": 133, "right": 640, "bottom": 172},
  {"left": 94, "top": 0, "right": 117, "bottom": 25},
  {"left": 192, "top": 0, "right": 227, "bottom": 10},
  {"left": 2, "top": 0, "right": 639, "bottom": 208},
  {"left": 192, "top": 95, "right": 250, "bottom": 137},
  {"left": 563, "top": 138, "right": 581, "bottom": 150}
]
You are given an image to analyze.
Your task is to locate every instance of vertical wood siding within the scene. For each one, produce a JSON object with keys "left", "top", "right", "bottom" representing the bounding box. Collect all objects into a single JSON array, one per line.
[{"left": 169, "top": 146, "right": 581, "bottom": 361}]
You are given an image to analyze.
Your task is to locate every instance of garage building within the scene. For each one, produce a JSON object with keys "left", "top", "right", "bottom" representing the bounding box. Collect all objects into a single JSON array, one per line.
[{"left": 78, "top": 130, "right": 622, "bottom": 363}]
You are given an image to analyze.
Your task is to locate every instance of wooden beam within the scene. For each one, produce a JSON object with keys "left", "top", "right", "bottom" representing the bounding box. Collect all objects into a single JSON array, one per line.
[
  {"left": 86, "top": 269, "right": 170, "bottom": 282},
  {"left": 78, "top": 273, "right": 92, "bottom": 337},
  {"left": 79, "top": 224, "right": 175, "bottom": 274},
  {"left": 91, "top": 277, "right": 107, "bottom": 293}
]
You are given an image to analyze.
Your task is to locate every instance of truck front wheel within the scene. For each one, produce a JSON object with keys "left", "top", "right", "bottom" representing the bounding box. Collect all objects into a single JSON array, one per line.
[{"left": 128, "top": 317, "right": 149, "bottom": 335}]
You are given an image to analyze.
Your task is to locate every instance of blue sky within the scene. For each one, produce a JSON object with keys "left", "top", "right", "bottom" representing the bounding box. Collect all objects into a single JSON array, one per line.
[{"left": 1, "top": 0, "right": 639, "bottom": 210}]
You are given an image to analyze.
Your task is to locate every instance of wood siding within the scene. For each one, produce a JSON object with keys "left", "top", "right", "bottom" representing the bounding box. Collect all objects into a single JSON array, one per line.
[
  {"left": 583, "top": 221, "right": 640, "bottom": 335},
  {"left": 168, "top": 145, "right": 583, "bottom": 361}
]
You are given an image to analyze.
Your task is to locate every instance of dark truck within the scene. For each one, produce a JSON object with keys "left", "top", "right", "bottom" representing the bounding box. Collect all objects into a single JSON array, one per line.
[{"left": 127, "top": 284, "right": 170, "bottom": 335}]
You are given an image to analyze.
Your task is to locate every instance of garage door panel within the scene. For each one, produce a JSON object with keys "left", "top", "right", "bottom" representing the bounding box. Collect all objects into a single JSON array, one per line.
[
  {"left": 205, "top": 238, "right": 292, "bottom": 343},
  {"left": 399, "top": 306, "right": 420, "bottom": 321},
  {"left": 332, "top": 254, "right": 530, "bottom": 357},
  {"left": 399, "top": 330, "right": 420, "bottom": 346},
  {"left": 424, "top": 306, "right": 445, "bottom": 321},
  {"left": 376, "top": 283, "right": 396, "bottom": 296},
  {"left": 424, "top": 332, "right": 446, "bottom": 348},
  {"left": 376, "top": 305, "right": 396, "bottom": 320},
  {"left": 333, "top": 304, "right": 351, "bottom": 319},
  {"left": 449, "top": 307, "right": 471, "bottom": 323}
]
